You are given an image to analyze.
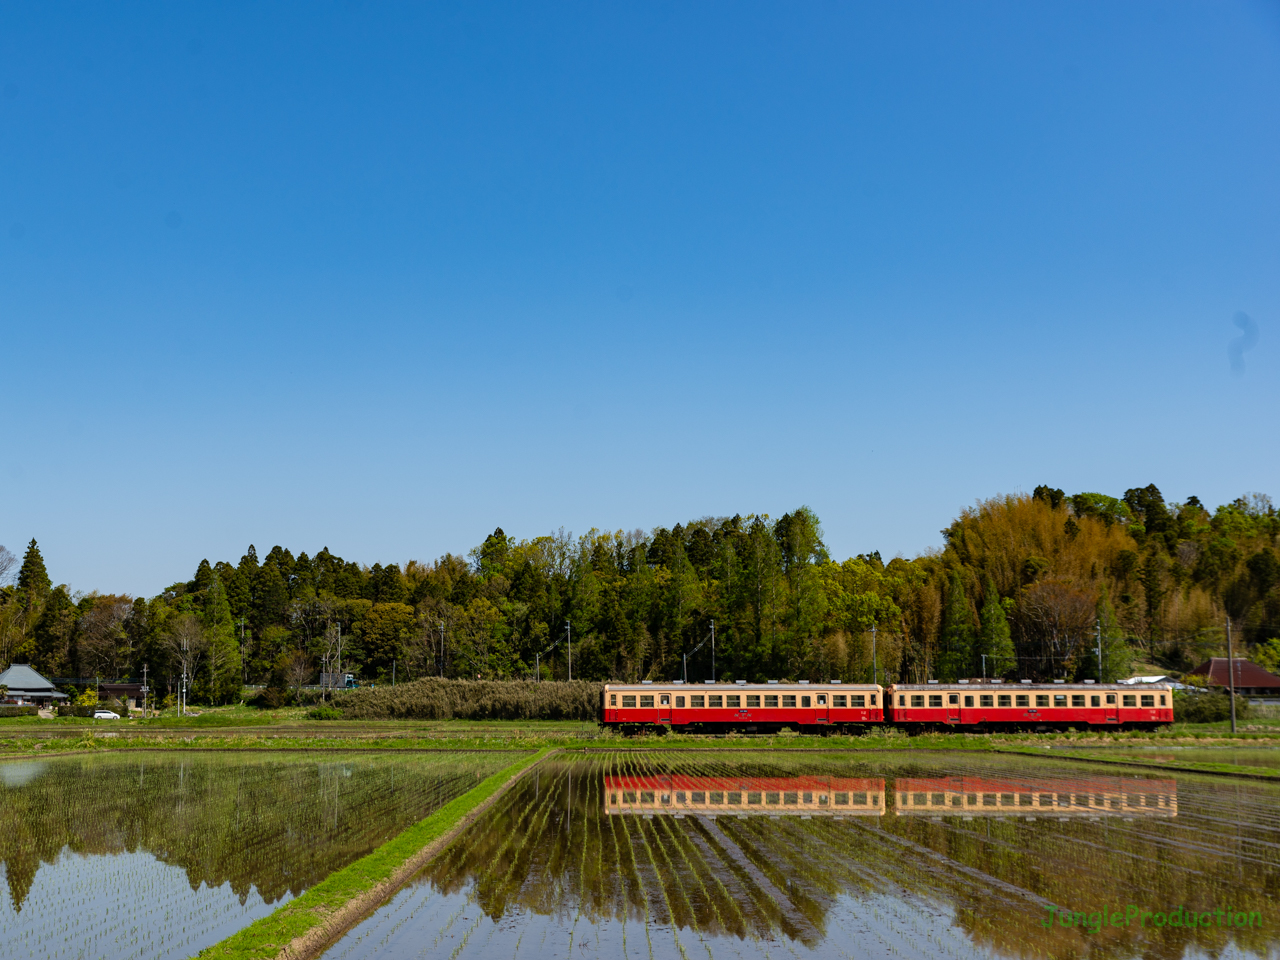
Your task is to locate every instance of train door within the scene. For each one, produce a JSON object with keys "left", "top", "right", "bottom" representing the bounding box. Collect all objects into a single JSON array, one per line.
[
  {"left": 946, "top": 692, "right": 961, "bottom": 724},
  {"left": 815, "top": 693, "right": 829, "bottom": 724},
  {"left": 659, "top": 693, "right": 671, "bottom": 723},
  {"left": 1103, "top": 691, "right": 1119, "bottom": 723}
]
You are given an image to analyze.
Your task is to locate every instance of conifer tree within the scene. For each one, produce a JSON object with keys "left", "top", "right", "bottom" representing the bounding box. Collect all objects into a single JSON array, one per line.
[
  {"left": 17, "top": 539, "right": 51, "bottom": 609},
  {"left": 937, "top": 571, "right": 975, "bottom": 681},
  {"left": 197, "top": 572, "right": 243, "bottom": 703},
  {"left": 976, "top": 577, "right": 1016, "bottom": 678}
]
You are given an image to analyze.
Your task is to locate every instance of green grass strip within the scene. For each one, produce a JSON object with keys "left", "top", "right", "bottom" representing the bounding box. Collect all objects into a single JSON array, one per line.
[{"left": 196, "top": 746, "right": 554, "bottom": 960}]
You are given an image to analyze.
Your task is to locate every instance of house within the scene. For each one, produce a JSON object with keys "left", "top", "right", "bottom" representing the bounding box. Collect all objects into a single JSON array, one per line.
[
  {"left": 1188, "top": 658, "right": 1280, "bottom": 698},
  {"left": 0, "top": 664, "right": 69, "bottom": 706}
]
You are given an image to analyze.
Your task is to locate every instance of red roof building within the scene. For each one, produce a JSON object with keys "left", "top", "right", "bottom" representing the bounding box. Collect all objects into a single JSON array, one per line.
[{"left": 1189, "top": 658, "right": 1280, "bottom": 697}]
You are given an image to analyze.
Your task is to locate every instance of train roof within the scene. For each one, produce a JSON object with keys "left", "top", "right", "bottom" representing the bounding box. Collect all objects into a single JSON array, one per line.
[
  {"left": 888, "top": 681, "right": 1171, "bottom": 691},
  {"left": 602, "top": 681, "right": 881, "bottom": 690}
]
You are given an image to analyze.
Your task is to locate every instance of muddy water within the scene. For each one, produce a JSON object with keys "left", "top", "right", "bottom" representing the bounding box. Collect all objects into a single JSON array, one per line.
[{"left": 326, "top": 751, "right": 1280, "bottom": 960}]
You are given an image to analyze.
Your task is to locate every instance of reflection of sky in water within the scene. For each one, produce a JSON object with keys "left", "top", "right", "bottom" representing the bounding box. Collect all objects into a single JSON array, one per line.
[
  {"left": 0, "top": 761, "right": 47, "bottom": 789},
  {"left": 0, "top": 849, "right": 286, "bottom": 960},
  {"left": 325, "top": 755, "right": 1280, "bottom": 960}
]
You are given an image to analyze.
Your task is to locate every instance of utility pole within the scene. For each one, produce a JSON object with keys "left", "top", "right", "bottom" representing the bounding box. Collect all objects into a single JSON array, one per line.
[
  {"left": 238, "top": 618, "right": 247, "bottom": 684},
  {"left": 1227, "top": 617, "right": 1237, "bottom": 734},
  {"left": 392, "top": 659, "right": 396, "bottom": 687},
  {"left": 711, "top": 620, "right": 715, "bottom": 682},
  {"left": 871, "top": 623, "right": 878, "bottom": 686},
  {"left": 981, "top": 655, "right": 987, "bottom": 679},
  {"left": 439, "top": 620, "right": 445, "bottom": 678},
  {"left": 1096, "top": 618, "right": 1103, "bottom": 682},
  {"left": 142, "top": 664, "right": 148, "bottom": 719},
  {"left": 567, "top": 620, "right": 572, "bottom": 682}
]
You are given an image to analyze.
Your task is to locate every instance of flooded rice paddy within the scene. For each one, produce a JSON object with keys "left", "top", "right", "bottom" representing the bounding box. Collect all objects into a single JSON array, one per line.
[
  {"left": 0, "top": 751, "right": 522, "bottom": 960},
  {"left": 328, "top": 751, "right": 1280, "bottom": 960}
]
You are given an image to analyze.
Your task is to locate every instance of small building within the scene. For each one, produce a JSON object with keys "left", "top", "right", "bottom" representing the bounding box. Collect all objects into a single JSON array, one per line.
[
  {"left": 1188, "top": 659, "right": 1280, "bottom": 698},
  {"left": 0, "top": 664, "right": 69, "bottom": 706}
]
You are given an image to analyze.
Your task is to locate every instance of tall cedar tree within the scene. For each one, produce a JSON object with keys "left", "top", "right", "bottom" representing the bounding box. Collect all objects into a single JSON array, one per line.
[
  {"left": 17, "top": 539, "right": 51, "bottom": 610},
  {"left": 976, "top": 577, "right": 1016, "bottom": 678},
  {"left": 937, "top": 570, "right": 976, "bottom": 681}
]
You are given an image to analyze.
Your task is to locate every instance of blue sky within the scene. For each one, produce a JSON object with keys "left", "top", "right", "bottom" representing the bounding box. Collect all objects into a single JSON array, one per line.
[{"left": 2, "top": 1, "right": 1278, "bottom": 597}]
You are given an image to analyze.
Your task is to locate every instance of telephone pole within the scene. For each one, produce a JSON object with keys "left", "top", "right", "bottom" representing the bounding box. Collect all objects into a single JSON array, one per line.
[
  {"left": 567, "top": 620, "right": 572, "bottom": 682},
  {"left": 871, "top": 623, "right": 878, "bottom": 686},
  {"left": 711, "top": 620, "right": 715, "bottom": 682},
  {"left": 1227, "top": 617, "right": 1237, "bottom": 734}
]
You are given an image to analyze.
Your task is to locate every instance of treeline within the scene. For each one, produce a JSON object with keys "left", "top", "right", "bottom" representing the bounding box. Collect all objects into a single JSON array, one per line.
[{"left": 1, "top": 485, "right": 1278, "bottom": 703}]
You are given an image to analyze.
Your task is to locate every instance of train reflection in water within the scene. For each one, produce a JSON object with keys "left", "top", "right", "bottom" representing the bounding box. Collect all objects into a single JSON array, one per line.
[
  {"left": 604, "top": 775, "right": 885, "bottom": 816},
  {"left": 893, "top": 775, "right": 1177, "bottom": 818}
]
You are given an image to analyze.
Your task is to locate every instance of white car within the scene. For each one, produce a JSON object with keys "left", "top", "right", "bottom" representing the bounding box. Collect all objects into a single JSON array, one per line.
[{"left": 93, "top": 710, "right": 120, "bottom": 720}]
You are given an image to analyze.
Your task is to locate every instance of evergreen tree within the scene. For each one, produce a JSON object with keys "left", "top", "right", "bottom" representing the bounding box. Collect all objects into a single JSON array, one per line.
[
  {"left": 33, "top": 587, "right": 77, "bottom": 676},
  {"left": 976, "top": 577, "right": 1016, "bottom": 678},
  {"left": 198, "top": 572, "right": 243, "bottom": 703},
  {"left": 192, "top": 559, "right": 213, "bottom": 594},
  {"left": 17, "top": 539, "right": 51, "bottom": 609},
  {"left": 1097, "top": 584, "right": 1132, "bottom": 682},
  {"left": 936, "top": 571, "right": 975, "bottom": 681}
]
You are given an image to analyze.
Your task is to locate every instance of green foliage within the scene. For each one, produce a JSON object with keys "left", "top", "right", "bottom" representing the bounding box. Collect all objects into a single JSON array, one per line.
[
  {"left": 936, "top": 571, "right": 975, "bottom": 681},
  {"left": 307, "top": 705, "right": 344, "bottom": 720},
  {"left": 335, "top": 678, "right": 603, "bottom": 720},
  {"left": 1172, "top": 689, "right": 1249, "bottom": 723},
  {"left": 16, "top": 539, "right": 51, "bottom": 604},
  {"left": 976, "top": 577, "right": 1015, "bottom": 678}
]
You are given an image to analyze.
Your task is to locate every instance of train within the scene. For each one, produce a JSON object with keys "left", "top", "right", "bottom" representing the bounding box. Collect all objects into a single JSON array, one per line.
[
  {"left": 603, "top": 773, "right": 1177, "bottom": 819},
  {"left": 601, "top": 678, "right": 1174, "bottom": 733}
]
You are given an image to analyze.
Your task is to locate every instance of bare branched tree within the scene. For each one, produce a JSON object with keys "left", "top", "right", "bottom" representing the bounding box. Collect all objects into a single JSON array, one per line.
[
  {"left": 162, "top": 613, "right": 209, "bottom": 689},
  {"left": 77, "top": 595, "right": 133, "bottom": 678},
  {"left": 0, "top": 545, "right": 16, "bottom": 586},
  {"left": 284, "top": 650, "right": 313, "bottom": 703},
  {"left": 1017, "top": 578, "right": 1096, "bottom": 676}
]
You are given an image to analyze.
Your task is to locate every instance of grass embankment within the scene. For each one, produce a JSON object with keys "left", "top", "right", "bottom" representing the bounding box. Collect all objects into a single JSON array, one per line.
[{"left": 196, "top": 746, "right": 553, "bottom": 960}]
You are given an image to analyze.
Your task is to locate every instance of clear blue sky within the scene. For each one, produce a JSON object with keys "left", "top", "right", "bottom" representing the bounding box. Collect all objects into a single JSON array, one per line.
[{"left": 2, "top": 1, "right": 1277, "bottom": 597}]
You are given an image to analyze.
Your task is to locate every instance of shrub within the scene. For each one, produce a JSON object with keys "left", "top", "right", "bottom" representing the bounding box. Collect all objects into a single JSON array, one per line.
[
  {"left": 333, "top": 678, "right": 604, "bottom": 721},
  {"left": 307, "top": 705, "right": 344, "bottom": 720},
  {"left": 0, "top": 705, "right": 38, "bottom": 718},
  {"left": 1173, "top": 689, "right": 1249, "bottom": 723}
]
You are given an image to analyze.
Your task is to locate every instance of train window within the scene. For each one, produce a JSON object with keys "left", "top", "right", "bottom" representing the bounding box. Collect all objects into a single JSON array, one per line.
[
  {"left": 622, "top": 696, "right": 636, "bottom": 707},
  {"left": 964, "top": 696, "right": 973, "bottom": 707},
  {"left": 1141, "top": 694, "right": 1155, "bottom": 707},
  {"left": 709, "top": 695, "right": 723, "bottom": 708},
  {"left": 676, "top": 792, "right": 686, "bottom": 803},
  {"left": 610, "top": 694, "right": 617, "bottom": 706},
  {"left": 1039, "top": 794, "right": 1052, "bottom": 806},
  {"left": 1016, "top": 695, "right": 1029, "bottom": 707},
  {"left": 851, "top": 695, "right": 865, "bottom": 707},
  {"left": 910, "top": 695, "right": 924, "bottom": 707},
  {"left": 661, "top": 794, "right": 671, "bottom": 805},
  {"left": 747, "top": 694, "right": 761, "bottom": 707},
  {"left": 1106, "top": 694, "right": 1116, "bottom": 704},
  {"left": 948, "top": 694, "right": 959, "bottom": 704},
  {"left": 951, "top": 795, "right": 963, "bottom": 806},
  {"left": 691, "top": 695, "right": 705, "bottom": 707},
  {"left": 1159, "top": 695, "right": 1166, "bottom": 706},
  {"left": 764, "top": 695, "right": 778, "bottom": 707},
  {"left": 1053, "top": 695, "right": 1066, "bottom": 706},
  {"left": 803, "top": 792, "right": 813, "bottom": 804},
  {"left": 967, "top": 794, "right": 977, "bottom": 805},
  {"left": 851, "top": 792, "right": 868, "bottom": 805},
  {"left": 1019, "top": 794, "right": 1033, "bottom": 806},
  {"left": 913, "top": 793, "right": 927, "bottom": 806},
  {"left": 998, "top": 695, "right": 1011, "bottom": 707},
  {"left": 833, "top": 695, "right": 847, "bottom": 707},
  {"left": 726, "top": 695, "right": 741, "bottom": 708},
  {"left": 1090, "top": 695, "right": 1099, "bottom": 707},
  {"left": 817, "top": 694, "right": 827, "bottom": 706},
  {"left": 676, "top": 696, "right": 685, "bottom": 708},
  {"left": 1036, "top": 695, "right": 1049, "bottom": 707},
  {"left": 783, "top": 695, "right": 797, "bottom": 707},
  {"left": 1123, "top": 695, "right": 1136, "bottom": 706},
  {"left": 692, "top": 791, "right": 705, "bottom": 803},
  {"left": 611, "top": 793, "right": 618, "bottom": 804},
  {"left": 835, "top": 792, "right": 849, "bottom": 805},
  {"left": 819, "top": 794, "right": 828, "bottom": 805},
  {"left": 660, "top": 695, "right": 670, "bottom": 705},
  {"left": 980, "top": 695, "right": 993, "bottom": 707},
  {"left": 640, "top": 696, "right": 654, "bottom": 708},
  {"left": 870, "top": 694, "right": 877, "bottom": 705},
  {"left": 801, "top": 696, "right": 812, "bottom": 708},
  {"left": 710, "top": 792, "right": 723, "bottom": 804},
  {"left": 765, "top": 791, "right": 780, "bottom": 804},
  {"left": 928, "top": 695, "right": 942, "bottom": 707},
  {"left": 727, "top": 792, "right": 742, "bottom": 805},
  {"left": 785, "top": 792, "right": 799, "bottom": 805},
  {"left": 747, "top": 792, "right": 762, "bottom": 805},
  {"left": 624, "top": 791, "right": 637, "bottom": 803},
  {"left": 982, "top": 794, "right": 997, "bottom": 806},
  {"left": 641, "top": 791, "right": 655, "bottom": 803},
  {"left": 1071, "top": 695, "right": 1085, "bottom": 707},
  {"left": 1001, "top": 793, "right": 1015, "bottom": 806}
]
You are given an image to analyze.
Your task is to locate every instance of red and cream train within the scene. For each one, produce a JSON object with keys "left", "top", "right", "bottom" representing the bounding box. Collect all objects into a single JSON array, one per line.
[{"left": 601, "top": 678, "right": 1174, "bottom": 732}]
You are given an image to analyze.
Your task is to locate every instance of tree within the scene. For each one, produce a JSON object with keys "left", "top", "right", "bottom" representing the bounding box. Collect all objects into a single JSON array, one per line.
[
  {"left": 0, "top": 544, "right": 17, "bottom": 586},
  {"left": 163, "top": 614, "right": 209, "bottom": 706},
  {"left": 17, "top": 540, "right": 51, "bottom": 609},
  {"left": 200, "top": 573, "right": 243, "bottom": 703},
  {"left": 936, "top": 571, "right": 975, "bottom": 681},
  {"left": 32, "top": 587, "right": 77, "bottom": 676},
  {"left": 975, "top": 578, "right": 1016, "bottom": 678}
]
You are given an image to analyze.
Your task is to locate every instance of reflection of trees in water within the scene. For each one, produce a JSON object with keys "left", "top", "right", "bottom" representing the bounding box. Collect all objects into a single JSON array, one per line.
[
  {"left": 0, "top": 752, "right": 513, "bottom": 912},
  {"left": 417, "top": 754, "right": 1280, "bottom": 959}
]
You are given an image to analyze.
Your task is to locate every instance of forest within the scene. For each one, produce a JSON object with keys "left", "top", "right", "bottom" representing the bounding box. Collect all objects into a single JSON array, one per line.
[{"left": 1, "top": 484, "right": 1278, "bottom": 704}]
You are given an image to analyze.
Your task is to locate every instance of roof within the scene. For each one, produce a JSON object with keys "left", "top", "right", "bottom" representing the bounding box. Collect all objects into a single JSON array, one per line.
[
  {"left": 0, "top": 664, "right": 68, "bottom": 697},
  {"left": 890, "top": 681, "right": 1170, "bottom": 691},
  {"left": 601, "top": 682, "right": 879, "bottom": 690},
  {"left": 1120, "top": 675, "right": 1173, "bottom": 684},
  {"left": 1189, "top": 659, "right": 1280, "bottom": 689}
]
